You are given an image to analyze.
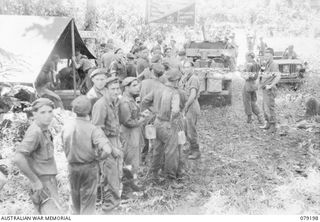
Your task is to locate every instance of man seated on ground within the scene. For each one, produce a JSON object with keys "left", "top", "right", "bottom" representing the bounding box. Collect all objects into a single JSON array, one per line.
[
  {"left": 34, "top": 54, "right": 64, "bottom": 109},
  {"left": 282, "top": 45, "right": 298, "bottom": 59}
]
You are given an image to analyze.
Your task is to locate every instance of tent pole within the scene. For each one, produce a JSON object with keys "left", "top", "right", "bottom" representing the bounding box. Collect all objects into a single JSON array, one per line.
[{"left": 71, "top": 19, "right": 77, "bottom": 97}]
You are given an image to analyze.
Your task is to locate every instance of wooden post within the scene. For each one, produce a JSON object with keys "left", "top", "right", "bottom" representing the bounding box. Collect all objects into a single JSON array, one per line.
[{"left": 71, "top": 19, "right": 77, "bottom": 97}]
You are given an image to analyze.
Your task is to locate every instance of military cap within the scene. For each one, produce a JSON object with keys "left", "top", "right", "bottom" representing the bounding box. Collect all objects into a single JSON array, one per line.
[
  {"left": 165, "top": 69, "right": 182, "bottom": 82},
  {"left": 151, "top": 54, "right": 162, "bottom": 63},
  {"left": 246, "top": 52, "right": 255, "bottom": 58},
  {"left": 122, "top": 77, "right": 138, "bottom": 87},
  {"left": 164, "top": 47, "right": 172, "bottom": 53},
  {"left": 265, "top": 48, "right": 274, "bottom": 55},
  {"left": 90, "top": 68, "right": 108, "bottom": 79},
  {"left": 105, "top": 76, "right": 119, "bottom": 86},
  {"left": 178, "top": 50, "right": 186, "bottom": 56},
  {"left": 151, "top": 63, "right": 165, "bottom": 75},
  {"left": 71, "top": 95, "right": 92, "bottom": 115},
  {"left": 127, "top": 53, "right": 135, "bottom": 60},
  {"left": 32, "top": 98, "right": 55, "bottom": 111}
]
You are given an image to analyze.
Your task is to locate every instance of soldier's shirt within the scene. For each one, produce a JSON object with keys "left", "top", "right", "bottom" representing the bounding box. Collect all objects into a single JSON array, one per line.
[
  {"left": 78, "top": 58, "right": 95, "bottom": 72},
  {"left": 140, "top": 79, "right": 166, "bottom": 115},
  {"left": 244, "top": 62, "right": 260, "bottom": 92},
  {"left": 136, "top": 57, "right": 150, "bottom": 75},
  {"left": 119, "top": 93, "right": 140, "bottom": 128},
  {"left": 157, "top": 85, "right": 180, "bottom": 121},
  {"left": 61, "top": 117, "right": 112, "bottom": 164},
  {"left": 92, "top": 94, "right": 120, "bottom": 138},
  {"left": 182, "top": 73, "right": 201, "bottom": 115},
  {"left": 101, "top": 52, "right": 115, "bottom": 69},
  {"left": 87, "top": 87, "right": 108, "bottom": 106},
  {"left": 16, "top": 122, "right": 57, "bottom": 176},
  {"left": 110, "top": 59, "right": 127, "bottom": 80},
  {"left": 260, "top": 60, "right": 280, "bottom": 89}
]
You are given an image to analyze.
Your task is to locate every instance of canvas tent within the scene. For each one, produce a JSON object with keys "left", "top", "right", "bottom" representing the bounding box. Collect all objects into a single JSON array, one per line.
[{"left": 0, "top": 15, "right": 95, "bottom": 84}]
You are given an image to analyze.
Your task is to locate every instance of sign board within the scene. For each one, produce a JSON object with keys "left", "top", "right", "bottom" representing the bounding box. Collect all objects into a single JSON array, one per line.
[
  {"left": 79, "top": 31, "right": 98, "bottom": 39},
  {"left": 146, "top": 0, "right": 195, "bottom": 26}
]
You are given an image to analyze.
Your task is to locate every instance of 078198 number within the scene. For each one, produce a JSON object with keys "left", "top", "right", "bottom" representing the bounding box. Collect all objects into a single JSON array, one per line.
[{"left": 300, "top": 216, "right": 319, "bottom": 221}]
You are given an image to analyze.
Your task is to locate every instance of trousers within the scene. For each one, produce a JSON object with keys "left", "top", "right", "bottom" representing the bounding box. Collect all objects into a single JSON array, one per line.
[
  {"left": 242, "top": 89, "right": 261, "bottom": 117},
  {"left": 262, "top": 88, "right": 276, "bottom": 123},
  {"left": 68, "top": 162, "right": 99, "bottom": 215},
  {"left": 100, "top": 137, "right": 123, "bottom": 212},
  {"left": 150, "top": 118, "right": 181, "bottom": 179}
]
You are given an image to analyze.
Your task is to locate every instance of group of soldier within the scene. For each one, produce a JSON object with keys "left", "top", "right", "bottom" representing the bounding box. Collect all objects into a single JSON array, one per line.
[
  {"left": 11, "top": 30, "right": 292, "bottom": 215},
  {"left": 13, "top": 38, "right": 202, "bottom": 215}
]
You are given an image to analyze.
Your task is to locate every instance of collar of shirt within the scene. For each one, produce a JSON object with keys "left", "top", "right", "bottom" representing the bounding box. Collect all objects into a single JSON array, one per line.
[{"left": 123, "top": 92, "right": 135, "bottom": 102}]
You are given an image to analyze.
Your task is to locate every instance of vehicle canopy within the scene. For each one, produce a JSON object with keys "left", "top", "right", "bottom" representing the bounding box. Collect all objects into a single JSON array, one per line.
[
  {"left": 185, "top": 41, "right": 236, "bottom": 58},
  {"left": 0, "top": 15, "right": 95, "bottom": 85}
]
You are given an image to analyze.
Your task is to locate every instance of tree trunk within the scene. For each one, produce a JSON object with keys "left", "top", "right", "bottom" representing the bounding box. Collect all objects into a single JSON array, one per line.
[{"left": 85, "top": 0, "right": 97, "bottom": 31}]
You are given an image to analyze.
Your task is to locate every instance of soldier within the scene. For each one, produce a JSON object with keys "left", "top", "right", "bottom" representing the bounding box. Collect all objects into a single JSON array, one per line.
[
  {"left": 109, "top": 48, "right": 127, "bottom": 81},
  {"left": 91, "top": 76, "right": 123, "bottom": 213},
  {"left": 142, "top": 69, "right": 183, "bottom": 181},
  {"left": 119, "top": 77, "right": 145, "bottom": 197},
  {"left": 241, "top": 52, "right": 264, "bottom": 124},
  {"left": 181, "top": 61, "right": 201, "bottom": 160},
  {"left": 259, "top": 48, "right": 281, "bottom": 133},
  {"left": 282, "top": 45, "right": 298, "bottom": 59},
  {"left": 136, "top": 46, "right": 150, "bottom": 75},
  {"left": 257, "top": 37, "right": 268, "bottom": 56},
  {"left": 139, "top": 64, "right": 166, "bottom": 164},
  {"left": 13, "top": 98, "right": 61, "bottom": 214},
  {"left": 86, "top": 68, "right": 109, "bottom": 106},
  {"left": 61, "top": 95, "right": 113, "bottom": 214}
]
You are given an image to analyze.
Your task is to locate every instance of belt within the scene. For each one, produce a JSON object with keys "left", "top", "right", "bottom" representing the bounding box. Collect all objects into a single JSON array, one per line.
[
  {"left": 69, "top": 161, "right": 97, "bottom": 167},
  {"left": 156, "top": 116, "right": 170, "bottom": 122}
]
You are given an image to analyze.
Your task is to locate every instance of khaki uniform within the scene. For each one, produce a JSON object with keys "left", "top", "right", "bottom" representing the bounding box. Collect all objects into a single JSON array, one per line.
[
  {"left": 260, "top": 61, "right": 281, "bottom": 124},
  {"left": 181, "top": 73, "right": 201, "bottom": 153},
  {"left": 242, "top": 62, "right": 261, "bottom": 118},
  {"left": 16, "top": 122, "right": 59, "bottom": 214},
  {"left": 86, "top": 87, "right": 108, "bottom": 107},
  {"left": 150, "top": 84, "right": 182, "bottom": 179},
  {"left": 92, "top": 95, "right": 122, "bottom": 212},
  {"left": 61, "top": 117, "right": 113, "bottom": 214},
  {"left": 119, "top": 93, "right": 144, "bottom": 174}
]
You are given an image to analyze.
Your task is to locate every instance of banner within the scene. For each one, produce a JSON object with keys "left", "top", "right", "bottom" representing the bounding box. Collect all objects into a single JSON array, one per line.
[{"left": 146, "top": 0, "right": 195, "bottom": 26}]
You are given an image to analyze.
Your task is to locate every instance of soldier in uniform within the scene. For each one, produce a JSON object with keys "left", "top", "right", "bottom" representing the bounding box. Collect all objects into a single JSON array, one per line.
[
  {"left": 241, "top": 52, "right": 264, "bottom": 124},
  {"left": 91, "top": 77, "right": 123, "bottom": 213},
  {"left": 61, "top": 95, "right": 113, "bottom": 214},
  {"left": 142, "top": 69, "right": 183, "bottom": 181},
  {"left": 119, "top": 77, "right": 145, "bottom": 197},
  {"left": 13, "top": 98, "right": 61, "bottom": 214},
  {"left": 181, "top": 61, "right": 201, "bottom": 160},
  {"left": 86, "top": 68, "right": 109, "bottom": 106},
  {"left": 259, "top": 48, "right": 281, "bottom": 133}
]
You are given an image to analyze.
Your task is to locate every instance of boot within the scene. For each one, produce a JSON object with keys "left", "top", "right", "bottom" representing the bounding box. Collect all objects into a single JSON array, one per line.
[
  {"left": 188, "top": 150, "right": 201, "bottom": 160},
  {"left": 247, "top": 115, "right": 253, "bottom": 123},
  {"left": 129, "top": 179, "right": 145, "bottom": 192},
  {"left": 268, "top": 123, "right": 277, "bottom": 133},
  {"left": 259, "top": 121, "right": 270, "bottom": 130},
  {"left": 257, "top": 115, "right": 265, "bottom": 125}
]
